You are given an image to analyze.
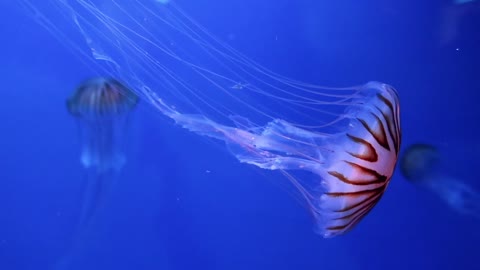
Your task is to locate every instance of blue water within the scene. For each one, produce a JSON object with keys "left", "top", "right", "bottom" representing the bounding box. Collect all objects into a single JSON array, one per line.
[{"left": 1, "top": 0, "right": 479, "bottom": 269}]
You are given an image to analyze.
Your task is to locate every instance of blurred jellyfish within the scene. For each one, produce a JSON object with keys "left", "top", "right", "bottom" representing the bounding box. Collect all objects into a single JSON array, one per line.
[
  {"left": 20, "top": 0, "right": 401, "bottom": 237},
  {"left": 53, "top": 77, "right": 138, "bottom": 270},
  {"left": 67, "top": 77, "right": 138, "bottom": 228},
  {"left": 400, "top": 144, "right": 480, "bottom": 219},
  {"left": 67, "top": 77, "right": 138, "bottom": 173}
]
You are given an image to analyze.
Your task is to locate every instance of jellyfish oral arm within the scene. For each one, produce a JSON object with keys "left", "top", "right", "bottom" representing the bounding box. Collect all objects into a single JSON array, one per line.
[{"left": 170, "top": 112, "right": 323, "bottom": 172}]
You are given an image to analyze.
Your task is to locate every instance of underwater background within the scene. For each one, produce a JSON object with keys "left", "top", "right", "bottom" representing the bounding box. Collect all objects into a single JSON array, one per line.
[{"left": 0, "top": 0, "right": 479, "bottom": 269}]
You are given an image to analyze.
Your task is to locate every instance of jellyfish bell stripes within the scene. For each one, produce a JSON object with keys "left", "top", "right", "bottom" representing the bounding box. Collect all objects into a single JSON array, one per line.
[
  {"left": 312, "top": 82, "right": 401, "bottom": 237},
  {"left": 67, "top": 78, "right": 139, "bottom": 118}
]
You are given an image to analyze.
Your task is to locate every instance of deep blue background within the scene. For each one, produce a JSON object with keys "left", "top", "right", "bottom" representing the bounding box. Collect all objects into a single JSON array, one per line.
[{"left": 1, "top": 0, "right": 479, "bottom": 269}]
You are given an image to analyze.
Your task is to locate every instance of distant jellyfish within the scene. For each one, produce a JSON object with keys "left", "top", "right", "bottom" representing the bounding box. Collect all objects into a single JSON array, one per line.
[
  {"left": 400, "top": 144, "right": 480, "bottom": 219},
  {"left": 22, "top": 0, "right": 401, "bottom": 237},
  {"left": 67, "top": 77, "right": 138, "bottom": 227},
  {"left": 52, "top": 77, "right": 138, "bottom": 270},
  {"left": 67, "top": 77, "right": 138, "bottom": 173}
]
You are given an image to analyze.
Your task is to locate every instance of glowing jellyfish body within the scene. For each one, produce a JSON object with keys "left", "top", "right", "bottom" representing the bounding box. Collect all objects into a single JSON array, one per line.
[
  {"left": 21, "top": 0, "right": 401, "bottom": 237},
  {"left": 67, "top": 77, "right": 138, "bottom": 173},
  {"left": 401, "top": 144, "right": 480, "bottom": 219}
]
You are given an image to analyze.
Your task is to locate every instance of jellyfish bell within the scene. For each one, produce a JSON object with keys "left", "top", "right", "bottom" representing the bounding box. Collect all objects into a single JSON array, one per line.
[
  {"left": 21, "top": 0, "right": 402, "bottom": 237},
  {"left": 67, "top": 77, "right": 138, "bottom": 172},
  {"left": 67, "top": 77, "right": 138, "bottom": 118},
  {"left": 400, "top": 144, "right": 441, "bottom": 182}
]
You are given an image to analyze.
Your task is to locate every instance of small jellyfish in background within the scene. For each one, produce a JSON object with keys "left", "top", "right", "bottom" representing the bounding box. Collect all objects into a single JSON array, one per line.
[
  {"left": 67, "top": 77, "right": 138, "bottom": 173},
  {"left": 67, "top": 77, "right": 138, "bottom": 227},
  {"left": 400, "top": 144, "right": 480, "bottom": 219},
  {"left": 53, "top": 77, "right": 138, "bottom": 269}
]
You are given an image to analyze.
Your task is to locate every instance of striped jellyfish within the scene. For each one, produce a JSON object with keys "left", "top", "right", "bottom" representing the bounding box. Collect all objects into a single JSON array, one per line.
[
  {"left": 53, "top": 77, "right": 138, "bottom": 270},
  {"left": 400, "top": 144, "right": 480, "bottom": 219},
  {"left": 20, "top": 0, "right": 401, "bottom": 237},
  {"left": 67, "top": 77, "right": 138, "bottom": 173},
  {"left": 67, "top": 77, "right": 138, "bottom": 227},
  {"left": 168, "top": 82, "right": 401, "bottom": 237}
]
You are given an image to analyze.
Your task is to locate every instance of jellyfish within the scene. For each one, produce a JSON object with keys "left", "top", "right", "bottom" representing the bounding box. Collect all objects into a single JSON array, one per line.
[
  {"left": 400, "top": 144, "right": 480, "bottom": 219},
  {"left": 52, "top": 77, "right": 138, "bottom": 269},
  {"left": 67, "top": 77, "right": 138, "bottom": 228},
  {"left": 67, "top": 77, "right": 138, "bottom": 173},
  {"left": 19, "top": 0, "right": 401, "bottom": 237}
]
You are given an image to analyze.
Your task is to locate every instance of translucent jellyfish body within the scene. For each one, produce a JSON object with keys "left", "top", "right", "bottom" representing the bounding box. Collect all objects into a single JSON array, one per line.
[
  {"left": 67, "top": 77, "right": 138, "bottom": 173},
  {"left": 21, "top": 0, "right": 401, "bottom": 237},
  {"left": 401, "top": 144, "right": 480, "bottom": 219},
  {"left": 55, "top": 78, "right": 139, "bottom": 270}
]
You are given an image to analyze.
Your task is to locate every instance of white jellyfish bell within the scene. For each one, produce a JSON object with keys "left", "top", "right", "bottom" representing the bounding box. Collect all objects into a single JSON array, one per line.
[{"left": 400, "top": 144, "right": 480, "bottom": 219}]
